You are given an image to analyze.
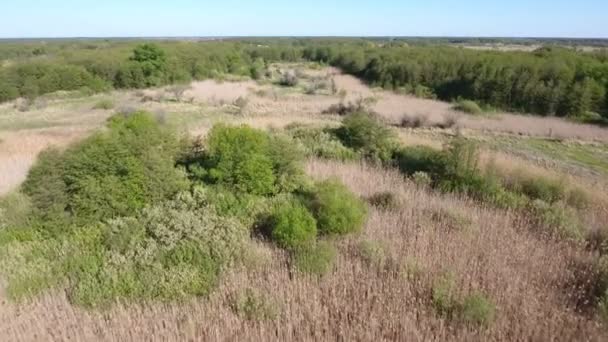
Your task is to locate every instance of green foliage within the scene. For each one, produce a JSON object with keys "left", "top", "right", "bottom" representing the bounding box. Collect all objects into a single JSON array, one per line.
[
  {"left": 230, "top": 288, "right": 278, "bottom": 321},
  {"left": 194, "top": 125, "right": 305, "bottom": 196},
  {"left": 287, "top": 125, "right": 359, "bottom": 161},
  {"left": 529, "top": 200, "right": 584, "bottom": 241},
  {"left": 201, "top": 186, "right": 270, "bottom": 227},
  {"left": 128, "top": 44, "right": 167, "bottom": 87},
  {"left": 270, "top": 199, "right": 317, "bottom": 251},
  {"left": 304, "top": 42, "right": 608, "bottom": 119},
  {"left": 0, "top": 192, "right": 32, "bottom": 229},
  {"left": 21, "top": 148, "right": 70, "bottom": 223},
  {"left": 460, "top": 293, "right": 496, "bottom": 326},
  {"left": 412, "top": 171, "right": 432, "bottom": 188},
  {"left": 432, "top": 273, "right": 458, "bottom": 318},
  {"left": 22, "top": 112, "right": 189, "bottom": 225},
  {"left": 4, "top": 187, "right": 249, "bottom": 307},
  {"left": 358, "top": 240, "right": 388, "bottom": 268},
  {"left": 293, "top": 241, "right": 336, "bottom": 276},
  {"left": 310, "top": 179, "right": 368, "bottom": 236},
  {"left": 453, "top": 99, "right": 483, "bottom": 115},
  {"left": 507, "top": 171, "right": 567, "bottom": 204},
  {"left": 394, "top": 146, "right": 446, "bottom": 178},
  {"left": 431, "top": 274, "right": 495, "bottom": 326},
  {"left": 336, "top": 112, "right": 396, "bottom": 162}
]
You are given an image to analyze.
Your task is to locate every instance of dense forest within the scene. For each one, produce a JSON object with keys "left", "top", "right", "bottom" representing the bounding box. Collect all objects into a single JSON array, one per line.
[{"left": 1, "top": 38, "right": 607, "bottom": 120}]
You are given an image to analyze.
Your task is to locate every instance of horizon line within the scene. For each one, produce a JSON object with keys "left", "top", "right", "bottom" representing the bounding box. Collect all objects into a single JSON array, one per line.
[{"left": 1, "top": 35, "right": 608, "bottom": 41}]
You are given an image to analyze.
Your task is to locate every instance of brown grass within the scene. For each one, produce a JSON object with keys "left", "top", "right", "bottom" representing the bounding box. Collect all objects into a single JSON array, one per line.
[{"left": 333, "top": 74, "right": 608, "bottom": 142}]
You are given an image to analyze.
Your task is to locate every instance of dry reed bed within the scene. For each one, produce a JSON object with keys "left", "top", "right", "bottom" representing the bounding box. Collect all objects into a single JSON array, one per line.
[
  {"left": 0, "top": 127, "right": 89, "bottom": 195},
  {"left": 0, "top": 159, "right": 605, "bottom": 341},
  {"left": 333, "top": 74, "right": 608, "bottom": 143}
]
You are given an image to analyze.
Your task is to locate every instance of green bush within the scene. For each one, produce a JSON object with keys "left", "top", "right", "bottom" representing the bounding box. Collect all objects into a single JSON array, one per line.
[
  {"left": 202, "top": 125, "right": 304, "bottom": 196},
  {"left": 21, "top": 148, "right": 70, "bottom": 223},
  {"left": 516, "top": 175, "right": 566, "bottom": 204},
  {"left": 452, "top": 99, "right": 483, "bottom": 115},
  {"left": 412, "top": 171, "right": 433, "bottom": 188},
  {"left": 335, "top": 112, "right": 396, "bottom": 162},
  {"left": 529, "top": 200, "right": 584, "bottom": 241},
  {"left": 459, "top": 293, "right": 496, "bottom": 326},
  {"left": 432, "top": 273, "right": 458, "bottom": 318},
  {"left": 566, "top": 186, "right": 591, "bottom": 210},
  {"left": 23, "top": 112, "right": 188, "bottom": 224},
  {"left": 431, "top": 274, "right": 495, "bottom": 326},
  {"left": 269, "top": 134, "right": 307, "bottom": 193},
  {"left": 287, "top": 125, "right": 359, "bottom": 161},
  {"left": 230, "top": 288, "right": 278, "bottom": 321},
  {"left": 394, "top": 145, "right": 446, "bottom": 179},
  {"left": 358, "top": 240, "right": 388, "bottom": 268},
  {"left": 270, "top": 199, "right": 317, "bottom": 251},
  {"left": 201, "top": 186, "right": 270, "bottom": 227},
  {"left": 311, "top": 179, "right": 368, "bottom": 236},
  {"left": 293, "top": 241, "right": 336, "bottom": 276},
  {"left": 68, "top": 188, "right": 247, "bottom": 307},
  {"left": 0, "top": 192, "right": 32, "bottom": 229}
]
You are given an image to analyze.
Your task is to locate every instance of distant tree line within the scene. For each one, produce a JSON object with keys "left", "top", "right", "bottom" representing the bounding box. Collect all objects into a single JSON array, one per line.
[
  {"left": 1, "top": 38, "right": 607, "bottom": 119},
  {"left": 0, "top": 40, "right": 300, "bottom": 102},
  {"left": 302, "top": 43, "right": 608, "bottom": 119}
]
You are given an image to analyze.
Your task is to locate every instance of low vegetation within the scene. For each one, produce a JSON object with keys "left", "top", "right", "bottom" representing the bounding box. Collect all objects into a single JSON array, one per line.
[{"left": 0, "top": 111, "right": 368, "bottom": 306}]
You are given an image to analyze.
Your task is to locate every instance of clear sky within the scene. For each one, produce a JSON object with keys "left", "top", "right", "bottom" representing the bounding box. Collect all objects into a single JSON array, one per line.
[{"left": 1, "top": 0, "right": 606, "bottom": 38}]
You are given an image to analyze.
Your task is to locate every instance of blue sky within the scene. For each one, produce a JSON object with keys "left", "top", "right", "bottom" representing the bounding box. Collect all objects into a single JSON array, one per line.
[{"left": 1, "top": 0, "right": 606, "bottom": 38}]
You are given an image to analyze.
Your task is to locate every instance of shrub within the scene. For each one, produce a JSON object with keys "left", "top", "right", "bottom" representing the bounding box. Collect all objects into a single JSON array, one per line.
[
  {"left": 529, "top": 200, "right": 584, "bottom": 241},
  {"left": 453, "top": 100, "right": 483, "bottom": 115},
  {"left": 22, "top": 112, "right": 189, "bottom": 225},
  {"left": 268, "top": 134, "right": 307, "bottom": 193},
  {"left": 201, "top": 186, "right": 270, "bottom": 227},
  {"left": 293, "top": 241, "right": 336, "bottom": 276},
  {"left": 287, "top": 125, "right": 358, "bottom": 161},
  {"left": 432, "top": 273, "right": 458, "bottom": 318},
  {"left": 21, "top": 148, "right": 70, "bottom": 222},
  {"left": 414, "top": 85, "right": 436, "bottom": 99},
  {"left": 394, "top": 145, "right": 446, "bottom": 178},
  {"left": 200, "top": 125, "right": 306, "bottom": 196},
  {"left": 336, "top": 112, "right": 396, "bottom": 162},
  {"left": 366, "top": 192, "right": 399, "bottom": 210},
  {"left": 230, "top": 289, "right": 278, "bottom": 321},
  {"left": 70, "top": 188, "right": 247, "bottom": 307},
  {"left": 459, "top": 293, "right": 496, "bottom": 326},
  {"left": 510, "top": 173, "right": 566, "bottom": 204},
  {"left": 311, "top": 179, "right": 368, "bottom": 236},
  {"left": 358, "top": 240, "right": 388, "bottom": 268},
  {"left": 566, "top": 187, "right": 591, "bottom": 210},
  {"left": 0, "top": 192, "right": 31, "bottom": 229},
  {"left": 92, "top": 99, "right": 114, "bottom": 110},
  {"left": 204, "top": 125, "right": 277, "bottom": 195},
  {"left": 278, "top": 70, "right": 298, "bottom": 87},
  {"left": 270, "top": 199, "right": 317, "bottom": 251},
  {"left": 412, "top": 171, "right": 432, "bottom": 188}
]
